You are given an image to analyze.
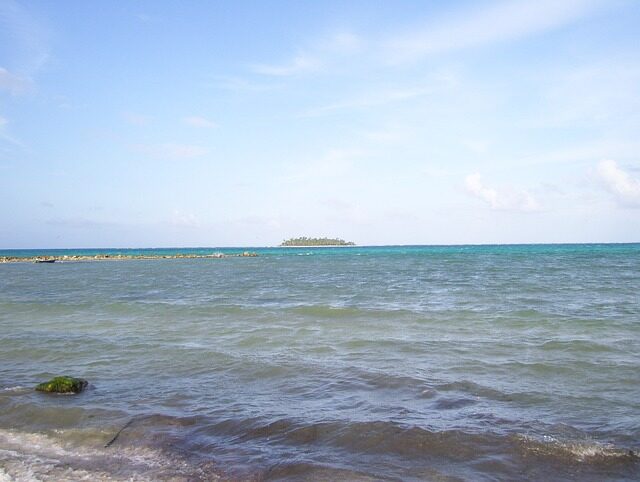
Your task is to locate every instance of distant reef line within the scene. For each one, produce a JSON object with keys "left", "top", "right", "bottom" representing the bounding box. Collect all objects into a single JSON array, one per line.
[{"left": 0, "top": 252, "right": 258, "bottom": 264}]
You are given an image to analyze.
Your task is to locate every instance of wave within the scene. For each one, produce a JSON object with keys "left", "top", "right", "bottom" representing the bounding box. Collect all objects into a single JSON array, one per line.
[
  {"left": 0, "top": 411, "right": 637, "bottom": 481},
  {"left": 205, "top": 417, "right": 638, "bottom": 481},
  {"left": 0, "top": 427, "right": 222, "bottom": 481},
  {"left": 289, "top": 304, "right": 415, "bottom": 319},
  {"left": 539, "top": 339, "right": 619, "bottom": 353},
  {"left": 196, "top": 416, "right": 638, "bottom": 465},
  {"left": 516, "top": 434, "right": 635, "bottom": 461},
  {"left": 0, "top": 386, "right": 28, "bottom": 393}
]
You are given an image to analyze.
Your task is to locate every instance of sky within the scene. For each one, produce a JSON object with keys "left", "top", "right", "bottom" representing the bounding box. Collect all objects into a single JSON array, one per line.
[{"left": 1, "top": 0, "right": 639, "bottom": 248}]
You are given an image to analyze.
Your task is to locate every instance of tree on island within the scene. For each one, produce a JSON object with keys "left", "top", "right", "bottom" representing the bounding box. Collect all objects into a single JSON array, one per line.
[{"left": 280, "top": 237, "right": 355, "bottom": 246}]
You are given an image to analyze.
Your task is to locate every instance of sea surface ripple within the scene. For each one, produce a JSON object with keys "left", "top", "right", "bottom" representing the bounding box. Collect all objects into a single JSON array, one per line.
[{"left": 1, "top": 244, "right": 639, "bottom": 480}]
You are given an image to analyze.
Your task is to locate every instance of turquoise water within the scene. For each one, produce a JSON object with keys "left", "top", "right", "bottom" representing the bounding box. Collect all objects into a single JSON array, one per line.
[
  {"left": 1, "top": 244, "right": 639, "bottom": 480},
  {"left": 2, "top": 242, "right": 639, "bottom": 258}
]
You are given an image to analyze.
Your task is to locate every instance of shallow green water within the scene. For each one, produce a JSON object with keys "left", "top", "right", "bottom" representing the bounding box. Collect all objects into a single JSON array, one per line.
[{"left": 1, "top": 245, "right": 639, "bottom": 480}]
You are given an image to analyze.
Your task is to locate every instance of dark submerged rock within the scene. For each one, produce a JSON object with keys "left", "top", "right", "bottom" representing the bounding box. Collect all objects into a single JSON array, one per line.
[{"left": 35, "top": 376, "right": 88, "bottom": 394}]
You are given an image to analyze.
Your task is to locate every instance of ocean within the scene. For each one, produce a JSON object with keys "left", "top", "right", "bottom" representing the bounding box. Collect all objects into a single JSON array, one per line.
[{"left": 0, "top": 244, "right": 638, "bottom": 481}]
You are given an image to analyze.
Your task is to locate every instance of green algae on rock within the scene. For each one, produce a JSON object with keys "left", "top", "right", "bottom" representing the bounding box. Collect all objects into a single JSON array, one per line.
[{"left": 35, "top": 376, "right": 88, "bottom": 394}]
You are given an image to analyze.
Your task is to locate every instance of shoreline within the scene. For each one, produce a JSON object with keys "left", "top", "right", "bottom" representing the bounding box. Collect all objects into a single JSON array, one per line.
[{"left": 0, "top": 252, "right": 258, "bottom": 264}]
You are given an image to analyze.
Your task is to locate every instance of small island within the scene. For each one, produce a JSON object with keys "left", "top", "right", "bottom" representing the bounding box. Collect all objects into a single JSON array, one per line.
[{"left": 280, "top": 237, "right": 355, "bottom": 247}]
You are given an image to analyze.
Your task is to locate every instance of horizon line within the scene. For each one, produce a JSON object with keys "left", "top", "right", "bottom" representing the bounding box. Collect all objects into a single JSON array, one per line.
[{"left": 1, "top": 241, "right": 639, "bottom": 251}]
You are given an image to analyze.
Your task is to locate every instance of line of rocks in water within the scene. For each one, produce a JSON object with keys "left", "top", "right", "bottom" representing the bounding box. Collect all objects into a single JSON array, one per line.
[{"left": 0, "top": 252, "right": 258, "bottom": 263}]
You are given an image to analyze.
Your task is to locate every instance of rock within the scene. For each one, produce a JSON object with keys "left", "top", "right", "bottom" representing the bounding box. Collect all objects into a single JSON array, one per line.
[{"left": 36, "top": 376, "right": 88, "bottom": 394}]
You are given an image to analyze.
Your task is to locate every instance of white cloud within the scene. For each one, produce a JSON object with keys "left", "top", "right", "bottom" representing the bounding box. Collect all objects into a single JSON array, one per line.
[
  {"left": 169, "top": 209, "right": 201, "bottom": 228},
  {"left": 304, "top": 85, "right": 432, "bottom": 117},
  {"left": 302, "top": 69, "right": 458, "bottom": 117},
  {"left": 0, "top": 67, "right": 32, "bottom": 95},
  {"left": 251, "top": 53, "right": 321, "bottom": 76},
  {"left": 250, "top": 31, "right": 363, "bottom": 77},
  {"left": 465, "top": 173, "right": 540, "bottom": 211},
  {"left": 183, "top": 116, "right": 217, "bottom": 129},
  {"left": 504, "top": 139, "right": 640, "bottom": 171},
  {"left": 0, "top": 115, "right": 24, "bottom": 147},
  {"left": 136, "top": 143, "right": 208, "bottom": 160},
  {"left": 540, "top": 62, "right": 640, "bottom": 128},
  {"left": 385, "top": 0, "right": 603, "bottom": 62},
  {"left": 0, "top": 1, "right": 50, "bottom": 73},
  {"left": 596, "top": 160, "right": 640, "bottom": 207},
  {"left": 210, "top": 75, "right": 281, "bottom": 93},
  {"left": 326, "top": 32, "right": 363, "bottom": 54}
]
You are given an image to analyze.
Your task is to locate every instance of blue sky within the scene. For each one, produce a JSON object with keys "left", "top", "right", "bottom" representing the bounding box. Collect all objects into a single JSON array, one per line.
[{"left": 1, "top": 0, "right": 639, "bottom": 247}]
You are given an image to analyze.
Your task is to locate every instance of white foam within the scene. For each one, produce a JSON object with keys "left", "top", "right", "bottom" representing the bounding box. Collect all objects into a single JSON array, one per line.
[
  {"left": 1, "top": 386, "right": 27, "bottom": 392},
  {"left": 561, "top": 442, "right": 626, "bottom": 460},
  {"left": 0, "top": 428, "right": 220, "bottom": 481},
  {"left": 178, "top": 341, "right": 207, "bottom": 349},
  {"left": 518, "top": 434, "right": 630, "bottom": 462},
  {"left": 0, "top": 467, "right": 13, "bottom": 482}
]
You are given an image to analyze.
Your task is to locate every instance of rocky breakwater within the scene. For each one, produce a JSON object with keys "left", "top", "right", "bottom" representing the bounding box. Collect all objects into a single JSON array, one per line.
[{"left": 0, "top": 252, "right": 258, "bottom": 263}]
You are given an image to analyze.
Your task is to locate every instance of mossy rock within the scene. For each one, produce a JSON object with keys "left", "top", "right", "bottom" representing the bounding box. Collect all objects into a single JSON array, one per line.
[{"left": 35, "top": 376, "right": 88, "bottom": 394}]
